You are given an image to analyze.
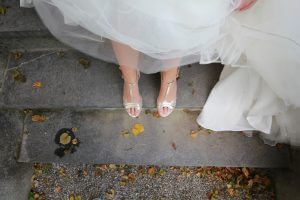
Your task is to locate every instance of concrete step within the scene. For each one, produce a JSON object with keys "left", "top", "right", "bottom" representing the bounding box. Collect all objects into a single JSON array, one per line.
[
  {"left": 17, "top": 108, "right": 289, "bottom": 167},
  {"left": 0, "top": 0, "right": 49, "bottom": 38},
  {"left": 0, "top": 49, "right": 223, "bottom": 109}
]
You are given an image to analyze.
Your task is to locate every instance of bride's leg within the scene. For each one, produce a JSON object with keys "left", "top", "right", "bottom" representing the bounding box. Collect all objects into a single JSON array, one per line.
[
  {"left": 112, "top": 41, "right": 142, "bottom": 117},
  {"left": 158, "top": 58, "right": 181, "bottom": 117}
]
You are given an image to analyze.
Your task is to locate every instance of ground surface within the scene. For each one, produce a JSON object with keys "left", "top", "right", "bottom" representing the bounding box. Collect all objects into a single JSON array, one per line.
[{"left": 30, "top": 164, "right": 275, "bottom": 200}]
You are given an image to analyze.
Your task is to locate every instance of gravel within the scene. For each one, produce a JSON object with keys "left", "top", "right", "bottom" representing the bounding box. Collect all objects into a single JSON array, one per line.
[{"left": 30, "top": 164, "right": 275, "bottom": 200}]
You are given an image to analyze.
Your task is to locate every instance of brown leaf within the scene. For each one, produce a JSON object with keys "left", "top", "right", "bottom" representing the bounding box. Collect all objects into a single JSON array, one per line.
[
  {"left": 171, "top": 142, "right": 177, "bottom": 150},
  {"left": 31, "top": 115, "right": 48, "bottom": 122},
  {"left": 11, "top": 51, "right": 23, "bottom": 60},
  {"left": 148, "top": 167, "right": 156, "bottom": 175},
  {"left": 54, "top": 186, "right": 61, "bottom": 193},
  {"left": 105, "top": 189, "right": 116, "bottom": 199},
  {"left": 227, "top": 188, "right": 235, "bottom": 197},
  {"left": 58, "top": 167, "right": 66, "bottom": 177},
  {"left": 242, "top": 167, "right": 250, "bottom": 178}
]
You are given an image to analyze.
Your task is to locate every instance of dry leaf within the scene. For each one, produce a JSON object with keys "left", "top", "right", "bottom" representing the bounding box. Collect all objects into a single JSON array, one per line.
[
  {"left": 121, "top": 129, "right": 130, "bottom": 138},
  {"left": 31, "top": 115, "right": 48, "bottom": 122},
  {"left": 227, "top": 188, "right": 235, "bottom": 197},
  {"left": 12, "top": 69, "right": 26, "bottom": 83},
  {"left": 54, "top": 186, "right": 61, "bottom": 193},
  {"left": 79, "top": 58, "right": 91, "bottom": 69},
  {"left": 242, "top": 167, "right": 250, "bottom": 178},
  {"left": 72, "top": 127, "right": 78, "bottom": 132},
  {"left": 58, "top": 167, "right": 66, "bottom": 177},
  {"left": 152, "top": 111, "right": 160, "bottom": 118},
  {"left": 131, "top": 123, "right": 144, "bottom": 136},
  {"left": 105, "top": 189, "right": 116, "bottom": 199},
  {"left": 69, "top": 194, "right": 75, "bottom": 200},
  {"left": 75, "top": 195, "right": 81, "bottom": 200},
  {"left": 190, "top": 130, "right": 199, "bottom": 138},
  {"left": 109, "top": 164, "right": 117, "bottom": 169},
  {"left": 32, "top": 81, "right": 42, "bottom": 88},
  {"left": 171, "top": 142, "right": 177, "bottom": 150},
  {"left": 0, "top": 7, "right": 7, "bottom": 15},
  {"left": 148, "top": 167, "right": 156, "bottom": 175},
  {"left": 12, "top": 51, "right": 23, "bottom": 60},
  {"left": 72, "top": 138, "right": 78, "bottom": 145}
]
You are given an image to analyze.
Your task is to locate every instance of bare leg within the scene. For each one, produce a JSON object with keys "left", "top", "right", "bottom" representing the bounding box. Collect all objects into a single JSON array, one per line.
[
  {"left": 158, "top": 58, "right": 181, "bottom": 117},
  {"left": 112, "top": 41, "right": 142, "bottom": 117}
]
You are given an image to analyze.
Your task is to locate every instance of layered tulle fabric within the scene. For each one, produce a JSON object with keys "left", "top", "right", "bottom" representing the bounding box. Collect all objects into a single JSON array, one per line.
[{"left": 21, "top": 0, "right": 300, "bottom": 146}]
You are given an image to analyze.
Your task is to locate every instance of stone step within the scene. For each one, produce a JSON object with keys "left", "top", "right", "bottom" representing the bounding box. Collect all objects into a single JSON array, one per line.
[
  {"left": 0, "top": 0, "right": 49, "bottom": 38},
  {"left": 17, "top": 109, "right": 289, "bottom": 167},
  {"left": 0, "top": 49, "right": 223, "bottom": 109}
]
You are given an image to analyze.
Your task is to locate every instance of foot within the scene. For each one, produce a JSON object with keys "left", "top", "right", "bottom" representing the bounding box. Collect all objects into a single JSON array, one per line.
[
  {"left": 123, "top": 81, "right": 142, "bottom": 118},
  {"left": 157, "top": 69, "right": 179, "bottom": 117}
]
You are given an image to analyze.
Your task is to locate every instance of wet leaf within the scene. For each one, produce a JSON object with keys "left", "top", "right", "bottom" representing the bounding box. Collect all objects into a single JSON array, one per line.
[
  {"left": 60, "top": 133, "right": 71, "bottom": 145},
  {"left": 12, "top": 69, "right": 26, "bottom": 83},
  {"left": 131, "top": 123, "right": 144, "bottom": 136},
  {"left": 79, "top": 58, "right": 91, "bottom": 69}
]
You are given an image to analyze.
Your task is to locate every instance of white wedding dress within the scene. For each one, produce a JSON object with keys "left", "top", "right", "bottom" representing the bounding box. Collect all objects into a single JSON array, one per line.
[{"left": 21, "top": 0, "right": 300, "bottom": 146}]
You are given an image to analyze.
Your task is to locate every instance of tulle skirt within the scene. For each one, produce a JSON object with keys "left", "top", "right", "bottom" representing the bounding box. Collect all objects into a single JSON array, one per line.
[{"left": 22, "top": 0, "right": 300, "bottom": 146}]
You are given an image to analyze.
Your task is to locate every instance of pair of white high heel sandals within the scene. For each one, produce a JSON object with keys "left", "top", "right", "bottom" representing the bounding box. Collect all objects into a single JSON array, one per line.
[{"left": 123, "top": 70, "right": 179, "bottom": 118}]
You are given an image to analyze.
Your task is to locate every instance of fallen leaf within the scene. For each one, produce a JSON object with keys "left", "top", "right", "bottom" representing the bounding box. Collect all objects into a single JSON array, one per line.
[
  {"left": 242, "top": 167, "right": 250, "bottom": 178},
  {"left": 192, "top": 89, "right": 196, "bottom": 95},
  {"left": 11, "top": 51, "right": 23, "bottom": 60},
  {"left": 32, "top": 81, "right": 42, "bottom": 88},
  {"left": 60, "top": 133, "right": 71, "bottom": 145},
  {"left": 227, "top": 188, "right": 235, "bottom": 197},
  {"left": 72, "top": 138, "right": 79, "bottom": 145},
  {"left": 131, "top": 123, "right": 144, "bottom": 136},
  {"left": 54, "top": 186, "right": 61, "bottom": 193},
  {"left": 105, "top": 189, "right": 116, "bottom": 199},
  {"left": 75, "top": 195, "right": 81, "bottom": 200},
  {"left": 31, "top": 115, "right": 48, "bottom": 122},
  {"left": 145, "top": 109, "right": 151, "bottom": 114},
  {"left": 121, "top": 129, "right": 130, "bottom": 138},
  {"left": 12, "top": 69, "right": 26, "bottom": 83},
  {"left": 188, "top": 81, "right": 193, "bottom": 87},
  {"left": 69, "top": 194, "right": 75, "bottom": 200},
  {"left": 171, "top": 142, "right": 177, "bottom": 150},
  {"left": 58, "top": 167, "right": 66, "bottom": 177},
  {"left": 148, "top": 167, "right": 156, "bottom": 175},
  {"left": 152, "top": 111, "right": 160, "bottom": 118},
  {"left": 109, "top": 164, "right": 117, "bottom": 169},
  {"left": 190, "top": 130, "right": 199, "bottom": 138},
  {"left": 72, "top": 127, "right": 78, "bottom": 132},
  {"left": 0, "top": 7, "right": 7, "bottom": 15},
  {"left": 128, "top": 173, "right": 136, "bottom": 181},
  {"left": 79, "top": 58, "right": 91, "bottom": 69}
]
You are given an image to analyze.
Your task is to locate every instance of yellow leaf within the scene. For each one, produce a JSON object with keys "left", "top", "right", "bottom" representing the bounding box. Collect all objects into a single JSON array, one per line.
[
  {"left": 69, "top": 194, "right": 75, "bottom": 200},
  {"left": 190, "top": 130, "right": 199, "bottom": 139},
  {"left": 72, "top": 127, "right": 78, "bottom": 132},
  {"left": 72, "top": 139, "right": 78, "bottom": 145},
  {"left": 131, "top": 123, "right": 144, "bottom": 136},
  {"left": 32, "top": 81, "right": 42, "bottom": 88},
  {"left": 60, "top": 133, "right": 71, "bottom": 145},
  {"left": 75, "top": 195, "right": 81, "bottom": 200}
]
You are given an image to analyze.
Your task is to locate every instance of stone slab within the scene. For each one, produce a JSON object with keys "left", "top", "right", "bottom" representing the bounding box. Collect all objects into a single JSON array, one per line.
[
  {"left": 1, "top": 50, "right": 223, "bottom": 109},
  {"left": 0, "top": 0, "right": 49, "bottom": 38},
  {"left": 0, "top": 110, "right": 33, "bottom": 200},
  {"left": 18, "top": 109, "right": 289, "bottom": 167}
]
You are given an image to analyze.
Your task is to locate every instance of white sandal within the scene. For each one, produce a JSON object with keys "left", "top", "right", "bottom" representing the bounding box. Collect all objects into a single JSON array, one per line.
[
  {"left": 157, "top": 70, "right": 179, "bottom": 117},
  {"left": 121, "top": 69, "right": 142, "bottom": 118}
]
